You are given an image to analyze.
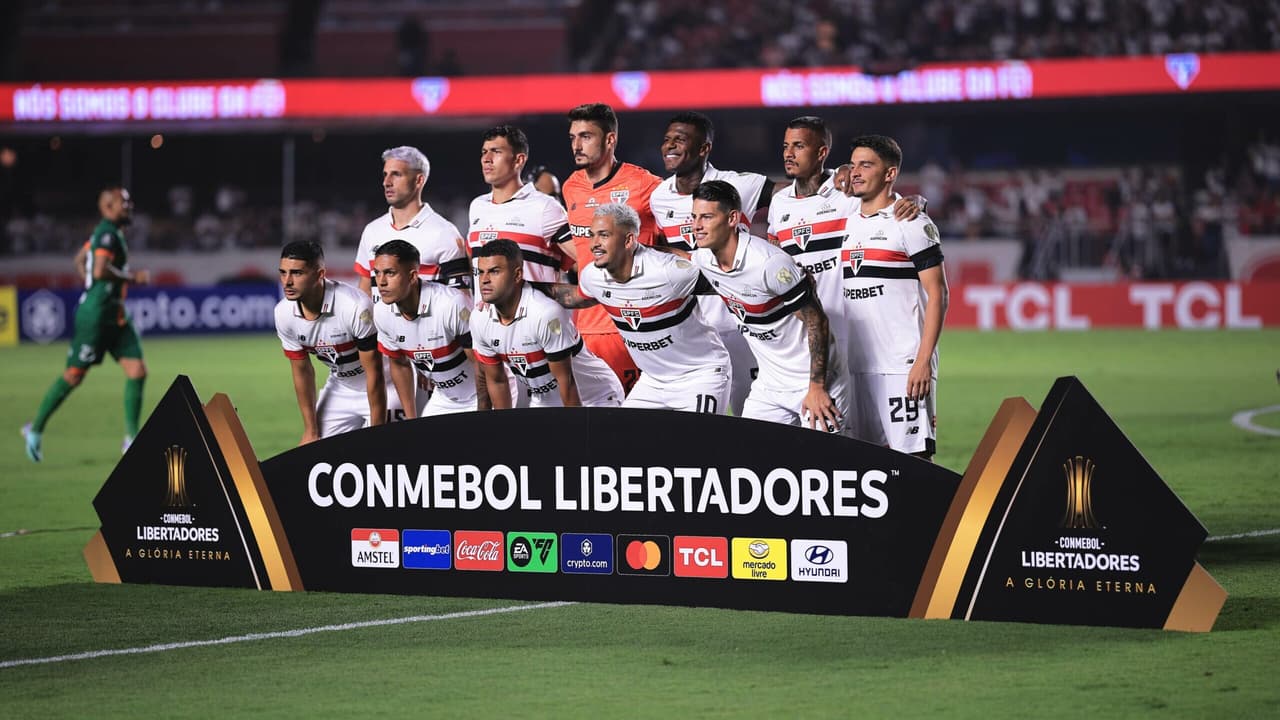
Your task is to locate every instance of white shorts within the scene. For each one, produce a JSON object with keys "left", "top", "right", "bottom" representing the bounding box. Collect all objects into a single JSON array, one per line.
[
  {"left": 741, "top": 370, "right": 851, "bottom": 436},
  {"left": 698, "top": 297, "right": 756, "bottom": 416},
  {"left": 421, "top": 388, "right": 478, "bottom": 417},
  {"left": 623, "top": 366, "right": 731, "bottom": 414},
  {"left": 848, "top": 373, "right": 937, "bottom": 455},
  {"left": 316, "top": 382, "right": 372, "bottom": 438}
]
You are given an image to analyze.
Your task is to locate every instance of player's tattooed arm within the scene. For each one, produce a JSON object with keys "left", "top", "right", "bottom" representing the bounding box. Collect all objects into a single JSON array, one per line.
[
  {"left": 531, "top": 282, "right": 598, "bottom": 309},
  {"left": 795, "top": 299, "right": 842, "bottom": 431}
]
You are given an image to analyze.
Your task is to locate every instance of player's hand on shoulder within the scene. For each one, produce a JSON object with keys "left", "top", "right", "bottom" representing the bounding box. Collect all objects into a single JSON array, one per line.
[{"left": 892, "top": 195, "right": 926, "bottom": 222}]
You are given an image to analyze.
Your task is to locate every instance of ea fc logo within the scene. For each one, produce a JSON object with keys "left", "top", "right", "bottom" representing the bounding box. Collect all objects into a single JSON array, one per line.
[{"left": 1061, "top": 456, "right": 1099, "bottom": 529}]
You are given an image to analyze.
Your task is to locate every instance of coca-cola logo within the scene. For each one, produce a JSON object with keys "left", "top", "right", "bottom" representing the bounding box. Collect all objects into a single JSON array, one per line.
[
  {"left": 456, "top": 540, "right": 500, "bottom": 560},
  {"left": 454, "top": 531, "right": 504, "bottom": 571}
]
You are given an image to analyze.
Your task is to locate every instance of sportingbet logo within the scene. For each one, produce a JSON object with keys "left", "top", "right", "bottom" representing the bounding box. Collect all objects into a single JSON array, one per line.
[
  {"left": 674, "top": 536, "right": 728, "bottom": 579},
  {"left": 351, "top": 528, "right": 400, "bottom": 568},
  {"left": 731, "top": 537, "right": 786, "bottom": 580},
  {"left": 561, "top": 533, "right": 614, "bottom": 575},
  {"left": 454, "top": 530, "right": 503, "bottom": 571},
  {"left": 611, "top": 72, "right": 651, "bottom": 108},
  {"left": 402, "top": 529, "right": 451, "bottom": 570},
  {"left": 790, "top": 539, "right": 847, "bottom": 583},
  {"left": 412, "top": 77, "right": 450, "bottom": 113}
]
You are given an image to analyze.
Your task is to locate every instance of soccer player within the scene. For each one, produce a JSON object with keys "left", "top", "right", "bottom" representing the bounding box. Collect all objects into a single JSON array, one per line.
[
  {"left": 371, "top": 240, "right": 481, "bottom": 417},
  {"left": 468, "top": 126, "right": 572, "bottom": 282},
  {"left": 542, "top": 203, "right": 731, "bottom": 413},
  {"left": 471, "top": 239, "right": 622, "bottom": 409},
  {"left": 354, "top": 146, "right": 470, "bottom": 421},
  {"left": 559, "top": 103, "right": 662, "bottom": 394},
  {"left": 840, "top": 135, "right": 948, "bottom": 459},
  {"left": 275, "top": 240, "right": 386, "bottom": 444},
  {"left": 23, "top": 187, "right": 148, "bottom": 461},
  {"left": 526, "top": 164, "right": 563, "bottom": 206},
  {"left": 768, "top": 116, "right": 922, "bottom": 407},
  {"left": 649, "top": 111, "right": 772, "bottom": 415},
  {"left": 690, "top": 181, "right": 849, "bottom": 434}
]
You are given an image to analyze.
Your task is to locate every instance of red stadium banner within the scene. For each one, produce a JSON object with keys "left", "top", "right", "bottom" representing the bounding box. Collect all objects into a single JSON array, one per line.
[
  {"left": 947, "top": 281, "right": 1280, "bottom": 330},
  {"left": 3, "top": 52, "right": 1279, "bottom": 125}
]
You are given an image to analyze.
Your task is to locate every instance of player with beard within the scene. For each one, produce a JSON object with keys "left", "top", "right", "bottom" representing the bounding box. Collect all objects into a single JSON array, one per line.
[{"left": 558, "top": 103, "right": 662, "bottom": 394}]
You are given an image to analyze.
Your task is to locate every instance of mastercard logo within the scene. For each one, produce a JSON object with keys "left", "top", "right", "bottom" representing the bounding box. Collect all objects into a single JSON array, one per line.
[
  {"left": 617, "top": 534, "right": 670, "bottom": 576},
  {"left": 625, "top": 540, "right": 662, "bottom": 570}
]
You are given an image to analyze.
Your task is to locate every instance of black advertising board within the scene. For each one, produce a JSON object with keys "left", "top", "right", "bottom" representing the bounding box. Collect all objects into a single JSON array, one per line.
[{"left": 86, "top": 375, "right": 1227, "bottom": 631}]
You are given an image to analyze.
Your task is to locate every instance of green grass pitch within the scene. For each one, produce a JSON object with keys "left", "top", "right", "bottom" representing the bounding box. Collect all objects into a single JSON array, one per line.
[{"left": 2, "top": 330, "right": 1278, "bottom": 717}]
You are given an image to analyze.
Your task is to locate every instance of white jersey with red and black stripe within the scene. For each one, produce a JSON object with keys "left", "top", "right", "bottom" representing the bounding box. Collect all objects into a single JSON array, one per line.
[
  {"left": 577, "top": 244, "right": 729, "bottom": 383},
  {"left": 274, "top": 279, "right": 377, "bottom": 393},
  {"left": 840, "top": 208, "right": 944, "bottom": 375},
  {"left": 467, "top": 183, "right": 571, "bottom": 282},
  {"left": 354, "top": 202, "right": 470, "bottom": 288},
  {"left": 693, "top": 232, "right": 842, "bottom": 393},
  {"left": 650, "top": 164, "right": 768, "bottom": 253},
  {"left": 766, "top": 173, "right": 863, "bottom": 328},
  {"left": 471, "top": 283, "right": 622, "bottom": 407},
  {"left": 374, "top": 278, "right": 477, "bottom": 407}
]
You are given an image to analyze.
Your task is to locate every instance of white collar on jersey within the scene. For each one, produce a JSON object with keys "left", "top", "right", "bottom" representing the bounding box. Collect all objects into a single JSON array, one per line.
[
  {"left": 603, "top": 243, "right": 649, "bottom": 284},
  {"left": 726, "top": 230, "right": 753, "bottom": 272},
  {"left": 858, "top": 192, "right": 905, "bottom": 219},
  {"left": 485, "top": 282, "right": 532, "bottom": 322},
  {"left": 411, "top": 277, "right": 435, "bottom": 317},
  {"left": 387, "top": 201, "right": 437, "bottom": 229},
  {"left": 293, "top": 278, "right": 338, "bottom": 318}
]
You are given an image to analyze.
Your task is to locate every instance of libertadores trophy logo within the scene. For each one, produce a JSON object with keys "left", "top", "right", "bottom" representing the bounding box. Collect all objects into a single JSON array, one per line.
[
  {"left": 164, "top": 445, "right": 191, "bottom": 508},
  {"left": 1060, "top": 455, "right": 1098, "bottom": 529}
]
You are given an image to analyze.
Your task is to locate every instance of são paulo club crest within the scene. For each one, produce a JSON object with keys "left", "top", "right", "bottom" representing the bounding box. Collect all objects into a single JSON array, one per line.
[
  {"left": 412, "top": 77, "right": 451, "bottom": 113},
  {"left": 412, "top": 349, "right": 435, "bottom": 370},
  {"left": 792, "top": 224, "right": 812, "bottom": 251},
  {"left": 1164, "top": 53, "right": 1200, "bottom": 90},
  {"left": 611, "top": 72, "right": 651, "bottom": 108},
  {"left": 848, "top": 248, "right": 864, "bottom": 275},
  {"left": 620, "top": 307, "right": 643, "bottom": 331},
  {"left": 726, "top": 299, "right": 747, "bottom": 322},
  {"left": 508, "top": 354, "right": 529, "bottom": 376}
]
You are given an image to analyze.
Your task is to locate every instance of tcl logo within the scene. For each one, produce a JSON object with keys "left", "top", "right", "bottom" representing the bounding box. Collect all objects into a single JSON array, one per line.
[{"left": 673, "top": 536, "right": 728, "bottom": 578}]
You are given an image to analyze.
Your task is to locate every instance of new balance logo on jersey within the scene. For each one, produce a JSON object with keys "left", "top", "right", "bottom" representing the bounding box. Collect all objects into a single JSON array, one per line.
[
  {"left": 793, "top": 225, "right": 812, "bottom": 250},
  {"left": 621, "top": 307, "right": 643, "bottom": 331},
  {"left": 412, "top": 350, "right": 435, "bottom": 370},
  {"left": 509, "top": 354, "right": 529, "bottom": 376}
]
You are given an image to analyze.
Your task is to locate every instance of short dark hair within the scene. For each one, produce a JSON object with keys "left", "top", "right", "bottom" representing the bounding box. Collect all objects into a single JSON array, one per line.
[
  {"left": 849, "top": 134, "right": 903, "bottom": 169},
  {"left": 482, "top": 124, "right": 530, "bottom": 157},
  {"left": 787, "top": 116, "right": 833, "bottom": 149},
  {"left": 473, "top": 238, "right": 523, "bottom": 267},
  {"left": 668, "top": 111, "right": 714, "bottom": 145},
  {"left": 567, "top": 103, "right": 617, "bottom": 135},
  {"left": 281, "top": 240, "right": 324, "bottom": 267},
  {"left": 692, "top": 180, "right": 742, "bottom": 214},
  {"left": 373, "top": 239, "right": 420, "bottom": 267}
]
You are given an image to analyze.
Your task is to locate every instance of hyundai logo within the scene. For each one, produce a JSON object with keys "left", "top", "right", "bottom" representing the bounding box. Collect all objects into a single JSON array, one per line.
[{"left": 804, "top": 545, "right": 833, "bottom": 565}]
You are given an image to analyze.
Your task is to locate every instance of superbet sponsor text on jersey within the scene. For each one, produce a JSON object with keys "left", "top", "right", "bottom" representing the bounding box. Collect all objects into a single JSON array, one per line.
[
  {"left": 577, "top": 245, "right": 729, "bottom": 383},
  {"left": 563, "top": 161, "right": 661, "bottom": 335},
  {"left": 275, "top": 279, "right": 376, "bottom": 393},
  {"left": 471, "top": 284, "right": 622, "bottom": 407},
  {"left": 692, "top": 232, "right": 834, "bottom": 392},
  {"left": 767, "top": 174, "right": 862, "bottom": 349},
  {"left": 840, "top": 210, "right": 944, "bottom": 375},
  {"left": 354, "top": 202, "right": 469, "bottom": 287},
  {"left": 467, "top": 182, "right": 571, "bottom": 282},
  {"left": 374, "top": 278, "right": 476, "bottom": 406}
]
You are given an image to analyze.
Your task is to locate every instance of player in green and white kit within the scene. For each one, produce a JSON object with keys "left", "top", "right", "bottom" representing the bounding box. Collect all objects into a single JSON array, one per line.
[{"left": 23, "top": 187, "right": 149, "bottom": 462}]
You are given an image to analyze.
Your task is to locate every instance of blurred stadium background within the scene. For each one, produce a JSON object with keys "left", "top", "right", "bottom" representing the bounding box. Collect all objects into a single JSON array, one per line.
[{"left": 2, "top": 0, "right": 1279, "bottom": 310}]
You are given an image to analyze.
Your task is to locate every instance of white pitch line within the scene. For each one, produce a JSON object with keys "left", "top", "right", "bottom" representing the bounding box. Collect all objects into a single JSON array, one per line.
[
  {"left": 1231, "top": 404, "right": 1280, "bottom": 437},
  {"left": 1206, "top": 528, "right": 1280, "bottom": 542},
  {"left": 0, "top": 601, "right": 575, "bottom": 670}
]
